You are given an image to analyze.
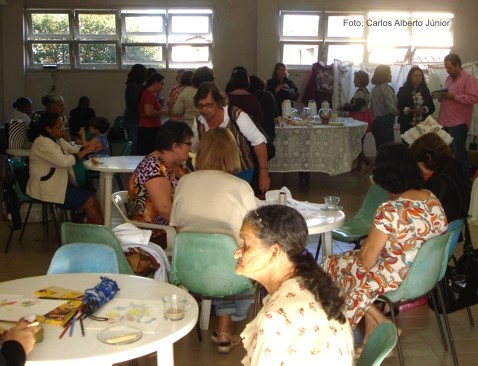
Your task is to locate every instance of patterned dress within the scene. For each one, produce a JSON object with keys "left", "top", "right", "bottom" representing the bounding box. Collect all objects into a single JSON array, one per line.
[
  {"left": 241, "top": 277, "right": 354, "bottom": 366},
  {"left": 321, "top": 192, "right": 447, "bottom": 326},
  {"left": 127, "top": 154, "right": 189, "bottom": 245}
]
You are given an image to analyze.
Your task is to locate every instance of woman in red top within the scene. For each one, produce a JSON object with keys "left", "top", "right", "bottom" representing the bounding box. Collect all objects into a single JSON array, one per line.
[{"left": 137, "top": 73, "right": 168, "bottom": 155}]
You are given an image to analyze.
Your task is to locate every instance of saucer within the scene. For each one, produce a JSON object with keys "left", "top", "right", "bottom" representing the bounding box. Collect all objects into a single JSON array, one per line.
[
  {"left": 98, "top": 325, "right": 142, "bottom": 345},
  {"left": 320, "top": 205, "right": 343, "bottom": 211}
]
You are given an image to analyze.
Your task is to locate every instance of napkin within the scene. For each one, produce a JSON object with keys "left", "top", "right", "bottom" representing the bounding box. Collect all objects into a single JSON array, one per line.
[
  {"left": 112, "top": 223, "right": 152, "bottom": 246},
  {"left": 401, "top": 116, "right": 454, "bottom": 145}
]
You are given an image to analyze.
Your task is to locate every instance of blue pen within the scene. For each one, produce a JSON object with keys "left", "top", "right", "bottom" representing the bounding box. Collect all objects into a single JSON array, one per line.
[{"left": 69, "top": 316, "right": 76, "bottom": 337}]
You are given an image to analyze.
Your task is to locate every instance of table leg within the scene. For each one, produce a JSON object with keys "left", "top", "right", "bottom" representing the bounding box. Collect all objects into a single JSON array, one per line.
[
  {"left": 103, "top": 172, "right": 114, "bottom": 228},
  {"left": 155, "top": 344, "right": 174, "bottom": 366},
  {"left": 322, "top": 231, "right": 333, "bottom": 257}
]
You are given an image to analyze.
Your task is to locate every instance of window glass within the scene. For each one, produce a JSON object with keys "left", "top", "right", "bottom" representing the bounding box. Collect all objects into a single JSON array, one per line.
[
  {"left": 327, "top": 15, "right": 364, "bottom": 38},
  {"left": 32, "top": 43, "right": 70, "bottom": 65},
  {"left": 78, "top": 14, "right": 116, "bottom": 37},
  {"left": 327, "top": 44, "right": 364, "bottom": 65},
  {"left": 171, "top": 15, "right": 210, "bottom": 34},
  {"left": 368, "top": 47, "right": 409, "bottom": 64},
  {"left": 282, "top": 14, "right": 320, "bottom": 37},
  {"left": 31, "top": 13, "right": 69, "bottom": 37},
  {"left": 79, "top": 43, "right": 116, "bottom": 64},
  {"left": 283, "top": 44, "right": 319, "bottom": 65}
]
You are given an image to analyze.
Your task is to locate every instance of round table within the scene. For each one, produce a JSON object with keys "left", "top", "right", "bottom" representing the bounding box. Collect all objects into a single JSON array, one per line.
[
  {"left": 0, "top": 273, "right": 198, "bottom": 366},
  {"left": 83, "top": 156, "right": 144, "bottom": 227}
]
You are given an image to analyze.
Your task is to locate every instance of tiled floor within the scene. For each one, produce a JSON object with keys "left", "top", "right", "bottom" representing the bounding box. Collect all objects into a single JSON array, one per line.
[{"left": 1, "top": 169, "right": 477, "bottom": 366}]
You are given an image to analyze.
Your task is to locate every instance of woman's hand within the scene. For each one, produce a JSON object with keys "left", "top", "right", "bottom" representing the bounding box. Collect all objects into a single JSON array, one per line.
[
  {"left": 3, "top": 319, "right": 38, "bottom": 355},
  {"left": 356, "top": 227, "right": 388, "bottom": 268}
]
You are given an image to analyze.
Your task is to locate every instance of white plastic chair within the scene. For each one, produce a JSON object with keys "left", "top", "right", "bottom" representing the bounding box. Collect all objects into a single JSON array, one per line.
[{"left": 111, "top": 191, "right": 176, "bottom": 256}]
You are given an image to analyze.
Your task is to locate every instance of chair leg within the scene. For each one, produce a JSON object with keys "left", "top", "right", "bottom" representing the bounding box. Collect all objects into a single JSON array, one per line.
[
  {"left": 199, "top": 299, "right": 212, "bottom": 331},
  {"left": 114, "top": 173, "right": 124, "bottom": 191},
  {"left": 4, "top": 227, "right": 15, "bottom": 253},
  {"left": 430, "top": 289, "right": 448, "bottom": 350},
  {"left": 19, "top": 203, "right": 33, "bottom": 241},
  {"left": 195, "top": 321, "right": 203, "bottom": 342},
  {"left": 314, "top": 234, "right": 322, "bottom": 262},
  {"left": 436, "top": 285, "right": 459, "bottom": 366},
  {"left": 49, "top": 205, "right": 61, "bottom": 246},
  {"left": 466, "top": 306, "right": 475, "bottom": 327},
  {"left": 380, "top": 296, "right": 405, "bottom": 366}
]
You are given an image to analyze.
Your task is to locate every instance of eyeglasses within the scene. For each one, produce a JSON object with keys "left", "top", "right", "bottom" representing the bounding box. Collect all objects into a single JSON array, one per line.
[
  {"left": 197, "top": 103, "right": 215, "bottom": 110},
  {"left": 182, "top": 141, "right": 192, "bottom": 146}
]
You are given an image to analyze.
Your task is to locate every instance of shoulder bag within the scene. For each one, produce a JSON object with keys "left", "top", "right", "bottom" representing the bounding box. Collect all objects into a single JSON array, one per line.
[{"left": 428, "top": 221, "right": 478, "bottom": 314}]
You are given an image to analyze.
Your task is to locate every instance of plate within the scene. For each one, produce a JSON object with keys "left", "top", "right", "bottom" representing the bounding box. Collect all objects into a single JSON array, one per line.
[
  {"left": 329, "top": 121, "right": 345, "bottom": 126},
  {"left": 320, "top": 205, "right": 343, "bottom": 211},
  {"left": 97, "top": 325, "right": 142, "bottom": 345}
]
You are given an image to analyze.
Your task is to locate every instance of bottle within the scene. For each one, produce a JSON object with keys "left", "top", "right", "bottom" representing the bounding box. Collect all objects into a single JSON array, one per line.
[
  {"left": 279, "top": 191, "right": 287, "bottom": 205},
  {"left": 307, "top": 100, "right": 317, "bottom": 116}
]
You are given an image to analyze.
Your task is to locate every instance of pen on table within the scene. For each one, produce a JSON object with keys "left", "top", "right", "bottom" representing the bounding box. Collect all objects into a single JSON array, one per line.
[
  {"left": 69, "top": 316, "right": 76, "bottom": 337},
  {"left": 59, "top": 318, "right": 73, "bottom": 339}
]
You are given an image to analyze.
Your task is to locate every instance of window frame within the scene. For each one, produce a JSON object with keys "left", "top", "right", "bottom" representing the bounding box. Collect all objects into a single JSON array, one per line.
[
  {"left": 279, "top": 10, "right": 454, "bottom": 69},
  {"left": 25, "top": 7, "right": 213, "bottom": 71}
]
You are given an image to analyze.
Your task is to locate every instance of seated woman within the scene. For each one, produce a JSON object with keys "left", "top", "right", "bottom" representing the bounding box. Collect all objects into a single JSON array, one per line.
[
  {"left": 127, "top": 120, "right": 193, "bottom": 248},
  {"left": 26, "top": 112, "right": 103, "bottom": 225},
  {"left": 321, "top": 142, "right": 447, "bottom": 355},
  {"left": 170, "top": 127, "right": 258, "bottom": 352},
  {"left": 7, "top": 97, "right": 33, "bottom": 124},
  {"left": 235, "top": 205, "right": 354, "bottom": 365},
  {"left": 410, "top": 132, "right": 470, "bottom": 222}
]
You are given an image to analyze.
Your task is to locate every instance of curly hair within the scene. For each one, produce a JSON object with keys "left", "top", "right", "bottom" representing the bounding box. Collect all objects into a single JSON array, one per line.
[
  {"left": 372, "top": 142, "right": 424, "bottom": 194},
  {"left": 243, "top": 205, "right": 346, "bottom": 324}
]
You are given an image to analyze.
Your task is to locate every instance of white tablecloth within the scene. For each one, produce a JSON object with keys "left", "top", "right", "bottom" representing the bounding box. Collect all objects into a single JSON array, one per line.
[{"left": 268, "top": 120, "right": 368, "bottom": 175}]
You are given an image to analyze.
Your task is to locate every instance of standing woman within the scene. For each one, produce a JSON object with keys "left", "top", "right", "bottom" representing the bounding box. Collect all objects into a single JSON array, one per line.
[
  {"left": 137, "top": 73, "right": 168, "bottom": 156},
  {"left": 370, "top": 65, "right": 399, "bottom": 151},
  {"left": 266, "top": 62, "right": 299, "bottom": 116},
  {"left": 397, "top": 66, "right": 435, "bottom": 135},
  {"left": 124, "top": 64, "right": 147, "bottom": 154}
]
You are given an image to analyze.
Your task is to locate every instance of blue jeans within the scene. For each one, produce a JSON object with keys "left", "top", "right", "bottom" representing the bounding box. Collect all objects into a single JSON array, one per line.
[
  {"left": 444, "top": 124, "right": 469, "bottom": 181},
  {"left": 214, "top": 288, "right": 254, "bottom": 321}
]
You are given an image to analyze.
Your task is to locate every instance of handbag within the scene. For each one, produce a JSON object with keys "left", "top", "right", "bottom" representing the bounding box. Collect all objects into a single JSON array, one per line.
[
  {"left": 227, "top": 106, "right": 276, "bottom": 161},
  {"left": 428, "top": 222, "right": 478, "bottom": 314}
]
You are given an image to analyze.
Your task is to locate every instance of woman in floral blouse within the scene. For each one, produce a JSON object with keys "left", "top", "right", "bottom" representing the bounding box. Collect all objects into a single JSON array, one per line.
[
  {"left": 321, "top": 143, "right": 447, "bottom": 355},
  {"left": 235, "top": 205, "right": 354, "bottom": 366},
  {"left": 127, "top": 120, "right": 193, "bottom": 248}
]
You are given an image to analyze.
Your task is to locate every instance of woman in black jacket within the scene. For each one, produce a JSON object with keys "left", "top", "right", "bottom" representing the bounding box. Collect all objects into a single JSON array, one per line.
[{"left": 397, "top": 66, "right": 435, "bottom": 135}]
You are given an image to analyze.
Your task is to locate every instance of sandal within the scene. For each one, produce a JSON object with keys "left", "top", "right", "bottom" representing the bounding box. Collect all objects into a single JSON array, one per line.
[{"left": 211, "top": 332, "right": 241, "bottom": 353}]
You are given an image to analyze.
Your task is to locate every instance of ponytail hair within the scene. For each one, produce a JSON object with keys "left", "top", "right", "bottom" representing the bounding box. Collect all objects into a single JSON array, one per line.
[{"left": 243, "top": 205, "right": 346, "bottom": 324}]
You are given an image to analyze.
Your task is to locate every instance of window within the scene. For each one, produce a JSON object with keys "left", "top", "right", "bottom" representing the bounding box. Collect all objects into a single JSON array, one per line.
[
  {"left": 279, "top": 10, "right": 453, "bottom": 68},
  {"left": 25, "top": 8, "right": 213, "bottom": 70}
]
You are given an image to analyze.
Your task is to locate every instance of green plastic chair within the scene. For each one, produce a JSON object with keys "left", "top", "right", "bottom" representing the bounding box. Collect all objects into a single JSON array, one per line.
[
  {"left": 5, "top": 158, "right": 61, "bottom": 252},
  {"left": 47, "top": 243, "right": 119, "bottom": 274},
  {"left": 332, "top": 184, "right": 389, "bottom": 245},
  {"left": 356, "top": 321, "right": 398, "bottom": 366},
  {"left": 171, "top": 232, "right": 258, "bottom": 331},
  {"left": 377, "top": 233, "right": 451, "bottom": 366},
  {"left": 61, "top": 222, "right": 134, "bottom": 275}
]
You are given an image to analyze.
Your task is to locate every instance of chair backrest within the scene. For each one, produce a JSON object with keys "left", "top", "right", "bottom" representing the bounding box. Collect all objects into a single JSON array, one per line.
[
  {"left": 111, "top": 191, "right": 176, "bottom": 256},
  {"left": 47, "top": 243, "right": 119, "bottom": 274},
  {"left": 6, "top": 158, "right": 30, "bottom": 201},
  {"left": 338, "top": 184, "right": 389, "bottom": 237},
  {"left": 60, "top": 222, "right": 134, "bottom": 275},
  {"left": 437, "top": 219, "right": 465, "bottom": 281},
  {"left": 356, "top": 321, "right": 398, "bottom": 366},
  {"left": 353, "top": 184, "right": 389, "bottom": 226},
  {"left": 171, "top": 232, "right": 254, "bottom": 297},
  {"left": 121, "top": 141, "right": 133, "bottom": 156},
  {"left": 383, "top": 233, "right": 450, "bottom": 303}
]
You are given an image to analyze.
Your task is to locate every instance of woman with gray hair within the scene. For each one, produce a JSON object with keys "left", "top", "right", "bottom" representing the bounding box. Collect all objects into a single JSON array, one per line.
[
  {"left": 235, "top": 205, "right": 354, "bottom": 365},
  {"left": 29, "top": 94, "right": 69, "bottom": 142}
]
